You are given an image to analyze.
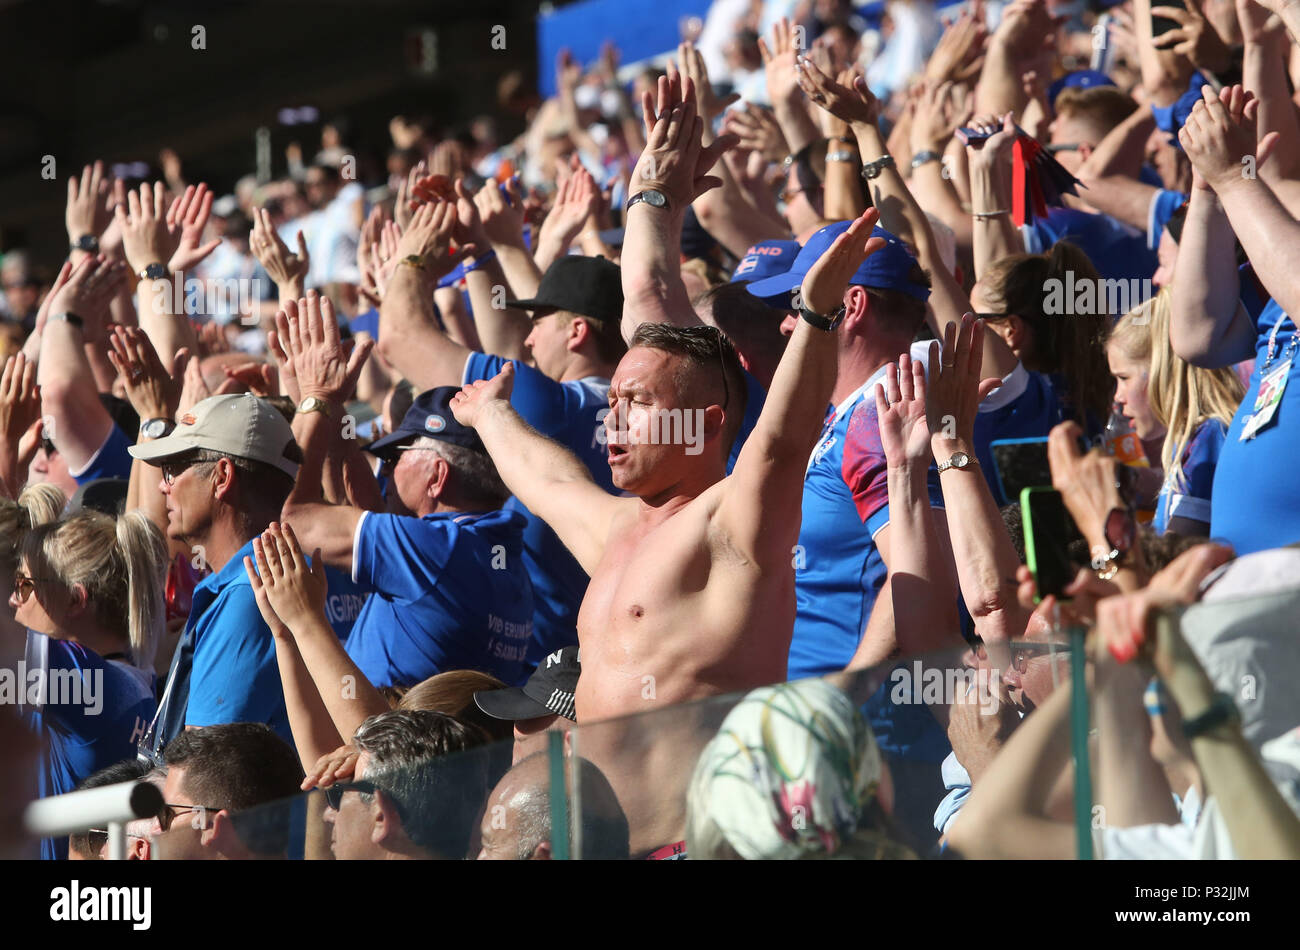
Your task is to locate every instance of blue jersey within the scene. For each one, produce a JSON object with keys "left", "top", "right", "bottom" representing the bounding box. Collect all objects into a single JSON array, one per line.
[
  {"left": 1149, "top": 189, "right": 1188, "bottom": 250},
  {"left": 1211, "top": 298, "right": 1300, "bottom": 553},
  {"left": 346, "top": 508, "right": 534, "bottom": 688},
  {"left": 1023, "top": 208, "right": 1158, "bottom": 285},
  {"left": 1154, "top": 419, "right": 1227, "bottom": 534},
  {"left": 464, "top": 352, "right": 613, "bottom": 666},
  {"left": 321, "top": 566, "right": 370, "bottom": 642},
  {"left": 730, "top": 369, "right": 766, "bottom": 474},
  {"left": 70, "top": 423, "right": 133, "bottom": 485},
  {"left": 974, "top": 365, "right": 1063, "bottom": 505},
  {"left": 790, "top": 344, "right": 950, "bottom": 762},
  {"left": 21, "top": 635, "right": 155, "bottom": 860}
]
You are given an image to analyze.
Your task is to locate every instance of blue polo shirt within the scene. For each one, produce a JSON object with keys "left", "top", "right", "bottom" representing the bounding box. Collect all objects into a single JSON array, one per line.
[
  {"left": 1211, "top": 297, "right": 1300, "bottom": 553},
  {"left": 70, "top": 423, "right": 133, "bottom": 485},
  {"left": 1154, "top": 419, "right": 1227, "bottom": 535},
  {"left": 346, "top": 507, "right": 534, "bottom": 688},
  {"left": 1022, "top": 208, "right": 1158, "bottom": 285},
  {"left": 973, "top": 364, "right": 1063, "bottom": 505},
  {"left": 464, "top": 352, "right": 613, "bottom": 666},
  {"left": 22, "top": 635, "right": 155, "bottom": 860},
  {"left": 145, "top": 539, "right": 294, "bottom": 760},
  {"left": 790, "top": 344, "right": 951, "bottom": 763}
]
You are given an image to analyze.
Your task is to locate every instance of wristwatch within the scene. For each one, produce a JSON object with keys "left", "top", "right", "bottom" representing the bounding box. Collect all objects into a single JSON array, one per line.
[
  {"left": 626, "top": 189, "right": 669, "bottom": 213},
  {"left": 910, "top": 150, "right": 942, "bottom": 170},
  {"left": 1181, "top": 691, "right": 1241, "bottom": 739},
  {"left": 799, "top": 305, "right": 846, "bottom": 332},
  {"left": 297, "top": 396, "right": 333, "bottom": 417},
  {"left": 936, "top": 451, "right": 976, "bottom": 475},
  {"left": 860, "top": 155, "right": 896, "bottom": 180},
  {"left": 71, "top": 235, "right": 99, "bottom": 254},
  {"left": 826, "top": 150, "right": 859, "bottom": 163},
  {"left": 51, "top": 312, "right": 84, "bottom": 329},
  {"left": 139, "top": 417, "right": 174, "bottom": 440},
  {"left": 138, "top": 262, "right": 168, "bottom": 280},
  {"left": 1091, "top": 506, "right": 1137, "bottom": 579}
]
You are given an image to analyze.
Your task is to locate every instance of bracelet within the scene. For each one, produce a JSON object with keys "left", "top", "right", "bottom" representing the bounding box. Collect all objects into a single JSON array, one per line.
[
  {"left": 826, "top": 150, "right": 859, "bottom": 163},
  {"left": 972, "top": 208, "right": 1011, "bottom": 219},
  {"left": 860, "top": 155, "right": 896, "bottom": 180},
  {"left": 1181, "top": 691, "right": 1241, "bottom": 739},
  {"left": 51, "top": 312, "right": 84, "bottom": 330},
  {"left": 399, "top": 254, "right": 426, "bottom": 270},
  {"left": 910, "top": 150, "right": 942, "bottom": 169},
  {"left": 833, "top": 135, "right": 857, "bottom": 145}
]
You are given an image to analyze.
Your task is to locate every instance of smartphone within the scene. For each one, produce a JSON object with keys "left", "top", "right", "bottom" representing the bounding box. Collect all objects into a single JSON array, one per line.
[
  {"left": 1021, "top": 487, "right": 1078, "bottom": 603},
  {"left": 991, "top": 437, "right": 1051, "bottom": 505},
  {"left": 1151, "top": 0, "right": 1186, "bottom": 39}
]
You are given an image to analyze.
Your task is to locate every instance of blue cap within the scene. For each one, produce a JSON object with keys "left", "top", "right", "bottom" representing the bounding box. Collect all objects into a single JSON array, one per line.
[
  {"left": 1048, "top": 69, "right": 1116, "bottom": 107},
  {"left": 743, "top": 222, "right": 930, "bottom": 302},
  {"left": 365, "top": 386, "right": 486, "bottom": 457},
  {"left": 732, "top": 240, "right": 800, "bottom": 284},
  {"left": 1152, "top": 72, "right": 1209, "bottom": 151}
]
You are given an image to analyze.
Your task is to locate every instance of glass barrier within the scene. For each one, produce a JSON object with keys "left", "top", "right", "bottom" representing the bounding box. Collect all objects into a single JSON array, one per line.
[{"left": 144, "top": 637, "right": 1083, "bottom": 860}]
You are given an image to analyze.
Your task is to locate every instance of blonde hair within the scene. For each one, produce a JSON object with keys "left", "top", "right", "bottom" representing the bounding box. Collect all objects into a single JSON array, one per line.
[
  {"left": 0, "top": 484, "right": 66, "bottom": 575},
  {"left": 1110, "top": 289, "right": 1244, "bottom": 490},
  {"left": 399, "top": 669, "right": 514, "bottom": 743},
  {"left": 20, "top": 510, "right": 169, "bottom": 669}
]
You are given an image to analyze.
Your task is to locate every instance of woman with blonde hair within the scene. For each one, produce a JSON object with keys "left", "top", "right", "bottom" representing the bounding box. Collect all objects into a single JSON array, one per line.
[
  {"left": 8, "top": 509, "right": 168, "bottom": 859},
  {"left": 1108, "top": 290, "right": 1245, "bottom": 537}
]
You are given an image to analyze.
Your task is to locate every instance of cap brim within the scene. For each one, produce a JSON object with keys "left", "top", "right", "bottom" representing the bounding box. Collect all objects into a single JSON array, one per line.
[
  {"left": 744, "top": 270, "right": 804, "bottom": 299},
  {"left": 363, "top": 429, "right": 417, "bottom": 457},
  {"left": 127, "top": 431, "right": 200, "bottom": 464},
  {"left": 474, "top": 687, "right": 554, "bottom": 721}
]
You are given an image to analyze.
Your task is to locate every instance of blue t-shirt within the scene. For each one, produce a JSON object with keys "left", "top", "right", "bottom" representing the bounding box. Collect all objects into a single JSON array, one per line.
[
  {"left": 21, "top": 635, "right": 155, "bottom": 860},
  {"left": 71, "top": 423, "right": 133, "bottom": 485},
  {"left": 1149, "top": 189, "right": 1188, "bottom": 250},
  {"left": 1154, "top": 419, "right": 1227, "bottom": 534},
  {"left": 346, "top": 508, "right": 534, "bottom": 688},
  {"left": 973, "top": 365, "right": 1063, "bottom": 506},
  {"left": 730, "top": 369, "right": 766, "bottom": 473},
  {"left": 1210, "top": 298, "right": 1300, "bottom": 553},
  {"left": 1023, "top": 208, "right": 1158, "bottom": 286},
  {"left": 321, "top": 566, "right": 370, "bottom": 642},
  {"left": 790, "top": 344, "right": 951, "bottom": 762},
  {"left": 350, "top": 307, "right": 380, "bottom": 339},
  {"left": 464, "top": 352, "right": 613, "bottom": 666}
]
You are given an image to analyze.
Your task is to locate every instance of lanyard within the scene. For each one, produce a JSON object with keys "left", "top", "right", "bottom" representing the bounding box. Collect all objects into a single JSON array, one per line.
[{"left": 1263, "top": 309, "right": 1299, "bottom": 371}]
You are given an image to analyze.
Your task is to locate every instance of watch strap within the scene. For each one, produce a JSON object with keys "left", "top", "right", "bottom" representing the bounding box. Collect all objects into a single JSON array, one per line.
[
  {"left": 52, "top": 312, "right": 84, "bottom": 329},
  {"left": 860, "top": 155, "right": 896, "bottom": 180},
  {"left": 799, "top": 306, "right": 844, "bottom": 332},
  {"left": 911, "top": 150, "right": 942, "bottom": 169},
  {"left": 625, "top": 190, "right": 669, "bottom": 213},
  {"left": 1181, "top": 692, "right": 1240, "bottom": 739}
]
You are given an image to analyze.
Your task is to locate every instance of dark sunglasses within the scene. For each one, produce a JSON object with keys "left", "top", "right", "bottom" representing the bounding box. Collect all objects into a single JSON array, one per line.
[
  {"left": 324, "top": 780, "right": 381, "bottom": 812},
  {"left": 158, "top": 801, "right": 221, "bottom": 832}
]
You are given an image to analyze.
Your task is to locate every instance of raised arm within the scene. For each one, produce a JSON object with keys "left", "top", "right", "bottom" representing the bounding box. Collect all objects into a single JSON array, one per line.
[
  {"left": 37, "top": 255, "right": 123, "bottom": 472},
  {"left": 249, "top": 207, "right": 310, "bottom": 309},
  {"left": 714, "top": 209, "right": 878, "bottom": 565},
  {"left": 0, "top": 354, "right": 41, "bottom": 498},
  {"left": 453, "top": 177, "right": 533, "bottom": 361},
  {"left": 279, "top": 293, "right": 375, "bottom": 572},
  {"left": 1238, "top": 0, "right": 1300, "bottom": 187},
  {"left": 620, "top": 72, "right": 733, "bottom": 340},
  {"left": 450, "top": 362, "right": 629, "bottom": 574},
  {"left": 758, "top": 18, "right": 824, "bottom": 167},
  {"left": 376, "top": 201, "right": 475, "bottom": 390}
]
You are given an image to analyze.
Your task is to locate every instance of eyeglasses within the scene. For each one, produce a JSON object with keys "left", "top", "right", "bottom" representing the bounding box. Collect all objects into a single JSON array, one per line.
[
  {"left": 1045, "top": 143, "right": 1081, "bottom": 154},
  {"left": 706, "top": 325, "right": 731, "bottom": 413},
  {"left": 158, "top": 802, "right": 221, "bottom": 832},
  {"left": 324, "top": 780, "right": 380, "bottom": 812},
  {"left": 971, "top": 312, "right": 1009, "bottom": 321},
  {"left": 1009, "top": 640, "right": 1070, "bottom": 673},
  {"left": 13, "top": 571, "right": 54, "bottom": 603},
  {"left": 161, "top": 457, "right": 210, "bottom": 486}
]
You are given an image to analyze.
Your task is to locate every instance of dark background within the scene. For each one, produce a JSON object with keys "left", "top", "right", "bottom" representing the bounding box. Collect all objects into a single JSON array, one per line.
[{"left": 0, "top": 0, "right": 544, "bottom": 261}]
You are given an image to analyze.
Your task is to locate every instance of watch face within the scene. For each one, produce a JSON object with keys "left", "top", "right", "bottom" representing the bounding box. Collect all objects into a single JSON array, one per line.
[
  {"left": 951, "top": 452, "right": 969, "bottom": 468},
  {"left": 142, "top": 263, "right": 167, "bottom": 280},
  {"left": 641, "top": 190, "right": 666, "bottom": 207},
  {"left": 1104, "top": 507, "right": 1136, "bottom": 553},
  {"left": 142, "top": 419, "right": 167, "bottom": 439}
]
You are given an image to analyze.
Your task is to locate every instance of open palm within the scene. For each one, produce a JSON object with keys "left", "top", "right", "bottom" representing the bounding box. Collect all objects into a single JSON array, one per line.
[{"left": 874, "top": 352, "right": 932, "bottom": 469}]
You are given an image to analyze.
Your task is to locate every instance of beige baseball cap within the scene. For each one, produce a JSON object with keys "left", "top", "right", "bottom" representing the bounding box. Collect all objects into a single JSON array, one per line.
[{"left": 129, "top": 393, "right": 300, "bottom": 479}]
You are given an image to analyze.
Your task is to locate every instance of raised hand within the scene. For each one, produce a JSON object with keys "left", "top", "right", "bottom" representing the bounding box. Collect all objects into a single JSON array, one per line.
[
  {"left": 250, "top": 207, "right": 309, "bottom": 293},
  {"left": 722, "top": 104, "right": 789, "bottom": 163},
  {"left": 266, "top": 327, "right": 301, "bottom": 405},
  {"left": 1151, "top": 0, "right": 1232, "bottom": 74},
  {"left": 222, "top": 361, "right": 280, "bottom": 398},
  {"left": 107, "top": 325, "right": 187, "bottom": 420},
  {"left": 925, "top": 1, "right": 988, "bottom": 85},
  {"left": 448, "top": 361, "right": 516, "bottom": 429},
  {"left": 114, "top": 180, "right": 175, "bottom": 276},
  {"left": 473, "top": 175, "right": 527, "bottom": 249},
  {"left": 451, "top": 177, "right": 490, "bottom": 251},
  {"left": 963, "top": 112, "right": 1018, "bottom": 174},
  {"left": 927, "top": 315, "right": 1003, "bottom": 452},
  {"left": 248, "top": 521, "right": 328, "bottom": 634},
  {"left": 874, "top": 351, "right": 933, "bottom": 470},
  {"left": 794, "top": 57, "right": 881, "bottom": 130},
  {"left": 758, "top": 17, "right": 805, "bottom": 108},
  {"left": 1179, "top": 84, "right": 1278, "bottom": 193},
  {"left": 393, "top": 159, "right": 427, "bottom": 232},
  {"left": 274, "top": 292, "right": 373, "bottom": 405},
  {"left": 911, "top": 81, "right": 973, "bottom": 155},
  {"left": 677, "top": 40, "right": 738, "bottom": 125},
  {"left": 302, "top": 742, "right": 360, "bottom": 791},
  {"left": 65, "top": 161, "right": 113, "bottom": 248},
  {"left": 164, "top": 182, "right": 222, "bottom": 272},
  {"left": 357, "top": 204, "right": 387, "bottom": 306},
  {"left": 535, "top": 164, "right": 598, "bottom": 254},
  {"left": 392, "top": 200, "right": 475, "bottom": 281},
  {"left": 0, "top": 353, "right": 41, "bottom": 497},
  {"left": 799, "top": 207, "right": 885, "bottom": 315},
  {"left": 176, "top": 351, "right": 212, "bottom": 417},
  {"left": 631, "top": 73, "right": 735, "bottom": 209},
  {"left": 46, "top": 254, "right": 126, "bottom": 340}
]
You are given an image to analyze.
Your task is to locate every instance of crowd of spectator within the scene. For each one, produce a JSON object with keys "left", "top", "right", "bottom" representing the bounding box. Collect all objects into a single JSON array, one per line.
[{"left": 3, "top": 0, "right": 1300, "bottom": 861}]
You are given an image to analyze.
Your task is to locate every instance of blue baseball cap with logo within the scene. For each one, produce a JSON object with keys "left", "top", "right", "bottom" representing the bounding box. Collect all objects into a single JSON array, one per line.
[
  {"left": 733, "top": 239, "right": 801, "bottom": 307},
  {"left": 365, "top": 386, "right": 487, "bottom": 457},
  {"left": 743, "top": 222, "right": 930, "bottom": 302}
]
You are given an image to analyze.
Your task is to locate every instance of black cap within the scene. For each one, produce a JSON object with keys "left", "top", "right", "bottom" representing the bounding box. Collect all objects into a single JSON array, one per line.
[
  {"left": 505, "top": 256, "right": 623, "bottom": 324},
  {"left": 474, "top": 646, "right": 580, "bottom": 722},
  {"left": 365, "top": 386, "right": 486, "bottom": 457},
  {"left": 69, "top": 478, "right": 129, "bottom": 516}
]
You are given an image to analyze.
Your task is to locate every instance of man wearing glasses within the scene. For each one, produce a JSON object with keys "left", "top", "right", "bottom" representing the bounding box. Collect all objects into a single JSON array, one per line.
[{"left": 128, "top": 393, "right": 304, "bottom": 761}]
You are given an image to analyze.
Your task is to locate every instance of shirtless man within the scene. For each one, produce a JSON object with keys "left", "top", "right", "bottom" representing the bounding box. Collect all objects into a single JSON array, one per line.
[{"left": 450, "top": 82, "right": 886, "bottom": 851}]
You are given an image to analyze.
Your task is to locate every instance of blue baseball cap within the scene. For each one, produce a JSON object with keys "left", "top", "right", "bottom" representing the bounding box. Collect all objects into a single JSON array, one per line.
[
  {"left": 732, "top": 239, "right": 800, "bottom": 307},
  {"left": 1048, "top": 69, "right": 1116, "bottom": 107},
  {"left": 365, "top": 386, "right": 486, "bottom": 457},
  {"left": 743, "top": 222, "right": 930, "bottom": 302}
]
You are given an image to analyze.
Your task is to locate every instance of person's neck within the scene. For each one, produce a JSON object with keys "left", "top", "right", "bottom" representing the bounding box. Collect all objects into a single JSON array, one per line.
[
  {"left": 53, "top": 617, "right": 128, "bottom": 662},
  {"left": 197, "top": 519, "right": 257, "bottom": 575},
  {"left": 636, "top": 460, "right": 728, "bottom": 518},
  {"left": 830, "top": 339, "right": 909, "bottom": 408},
  {"left": 558, "top": 352, "right": 614, "bottom": 383},
  {"left": 1141, "top": 433, "right": 1166, "bottom": 465}
]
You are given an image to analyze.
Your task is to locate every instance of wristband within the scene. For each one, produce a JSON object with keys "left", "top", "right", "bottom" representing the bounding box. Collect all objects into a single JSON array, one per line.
[
  {"left": 462, "top": 249, "right": 498, "bottom": 274},
  {"left": 51, "top": 312, "right": 84, "bottom": 330},
  {"left": 910, "top": 150, "right": 942, "bottom": 169},
  {"left": 399, "top": 254, "right": 426, "bottom": 270},
  {"left": 826, "top": 150, "right": 859, "bottom": 163},
  {"left": 972, "top": 208, "right": 1011, "bottom": 219},
  {"left": 1180, "top": 691, "right": 1240, "bottom": 739}
]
